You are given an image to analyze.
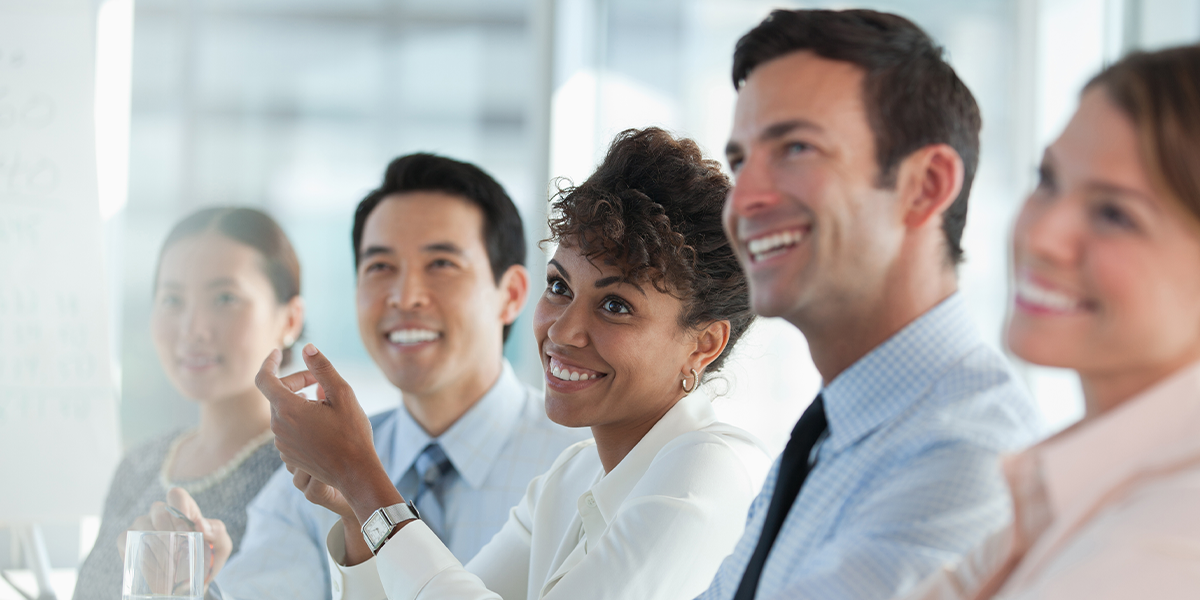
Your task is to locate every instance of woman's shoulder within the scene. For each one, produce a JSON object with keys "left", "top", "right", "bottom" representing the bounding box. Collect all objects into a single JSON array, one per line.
[
  {"left": 646, "top": 421, "right": 773, "bottom": 491},
  {"left": 662, "top": 420, "right": 770, "bottom": 462}
]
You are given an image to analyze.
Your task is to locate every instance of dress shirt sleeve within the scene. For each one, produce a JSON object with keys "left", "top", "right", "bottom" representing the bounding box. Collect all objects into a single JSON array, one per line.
[
  {"left": 765, "top": 441, "right": 1012, "bottom": 600},
  {"left": 216, "top": 468, "right": 333, "bottom": 600},
  {"left": 330, "top": 478, "right": 538, "bottom": 600}
]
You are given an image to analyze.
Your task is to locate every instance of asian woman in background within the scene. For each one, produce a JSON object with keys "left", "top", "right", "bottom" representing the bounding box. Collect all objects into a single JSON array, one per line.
[{"left": 74, "top": 208, "right": 303, "bottom": 599}]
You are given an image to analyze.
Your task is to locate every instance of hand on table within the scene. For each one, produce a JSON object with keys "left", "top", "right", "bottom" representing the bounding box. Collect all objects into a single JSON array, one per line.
[
  {"left": 117, "top": 487, "right": 232, "bottom": 589},
  {"left": 256, "top": 344, "right": 403, "bottom": 526}
]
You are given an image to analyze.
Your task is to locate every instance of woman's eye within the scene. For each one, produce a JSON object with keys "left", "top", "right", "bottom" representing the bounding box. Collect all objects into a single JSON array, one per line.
[
  {"left": 215, "top": 292, "right": 238, "bottom": 306},
  {"left": 547, "top": 278, "right": 570, "bottom": 297},
  {"left": 601, "top": 298, "right": 631, "bottom": 315},
  {"left": 1095, "top": 202, "right": 1137, "bottom": 230},
  {"left": 1035, "top": 165, "right": 1056, "bottom": 194},
  {"left": 159, "top": 295, "right": 182, "bottom": 309}
]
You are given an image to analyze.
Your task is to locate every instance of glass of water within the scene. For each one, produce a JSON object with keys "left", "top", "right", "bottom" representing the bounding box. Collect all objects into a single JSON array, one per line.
[{"left": 121, "top": 531, "right": 204, "bottom": 600}]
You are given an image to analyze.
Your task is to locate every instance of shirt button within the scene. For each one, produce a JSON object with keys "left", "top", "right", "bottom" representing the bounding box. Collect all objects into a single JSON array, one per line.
[{"left": 585, "top": 495, "right": 596, "bottom": 507}]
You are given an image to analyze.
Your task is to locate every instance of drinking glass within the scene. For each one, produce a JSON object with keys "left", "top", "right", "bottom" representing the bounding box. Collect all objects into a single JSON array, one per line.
[{"left": 121, "top": 531, "right": 204, "bottom": 600}]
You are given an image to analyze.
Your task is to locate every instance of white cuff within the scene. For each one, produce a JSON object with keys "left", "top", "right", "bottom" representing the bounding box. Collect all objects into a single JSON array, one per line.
[
  {"left": 374, "top": 520, "right": 462, "bottom": 600},
  {"left": 326, "top": 518, "right": 388, "bottom": 600}
]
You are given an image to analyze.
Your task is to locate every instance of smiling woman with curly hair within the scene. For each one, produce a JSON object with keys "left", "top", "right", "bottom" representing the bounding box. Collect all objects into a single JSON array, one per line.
[{"left": 247, "top": 127, "right": 773, "bottom": 600}]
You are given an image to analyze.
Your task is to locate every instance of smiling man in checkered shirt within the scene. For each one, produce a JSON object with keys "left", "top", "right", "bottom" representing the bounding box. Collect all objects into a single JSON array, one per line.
[{"left": 699, "top": 9, "right": 1043, "bottom": 600}]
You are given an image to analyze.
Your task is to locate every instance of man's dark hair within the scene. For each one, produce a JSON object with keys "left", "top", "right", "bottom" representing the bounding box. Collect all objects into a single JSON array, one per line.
[
  {"left": 733, "top": 9, "right": 981, "bottom": 265},
  {"left": 352, "top": 153, "right": 526, "bottom": 342}
]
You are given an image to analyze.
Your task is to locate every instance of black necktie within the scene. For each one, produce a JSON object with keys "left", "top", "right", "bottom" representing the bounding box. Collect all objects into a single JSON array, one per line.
[{"left": 733, "top": 394, "right": 828, "bottom": 600}]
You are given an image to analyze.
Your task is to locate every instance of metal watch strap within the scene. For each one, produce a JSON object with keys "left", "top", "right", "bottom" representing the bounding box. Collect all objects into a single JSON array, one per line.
[{"left": 362, "top": 500, "right": 421, "bottom": 554}]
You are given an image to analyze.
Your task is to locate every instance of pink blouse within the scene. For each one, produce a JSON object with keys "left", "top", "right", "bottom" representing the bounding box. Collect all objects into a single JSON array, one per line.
[{"left": 902, "top": 360, "right": 1200, "bottom": 599}]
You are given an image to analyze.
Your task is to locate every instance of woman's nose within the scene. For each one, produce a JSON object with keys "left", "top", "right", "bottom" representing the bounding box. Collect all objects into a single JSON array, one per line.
[
  {"left": 179, "top": 304, "right": 213, "bottom": 341},
  {"left": 1018, "top": 194, "right": 1083, "bottom": 267},
  {"left": 546, "top": 302, "right": 588, "bottom": 348}
]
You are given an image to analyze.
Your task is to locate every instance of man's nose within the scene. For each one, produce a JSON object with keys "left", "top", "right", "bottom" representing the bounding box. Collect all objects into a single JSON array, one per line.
[
  {"left": 389, "top": 267, "right": 429, "bottom": 310},
  {"left": 728, "top": 152, "right": 782, "bottom": 216}
]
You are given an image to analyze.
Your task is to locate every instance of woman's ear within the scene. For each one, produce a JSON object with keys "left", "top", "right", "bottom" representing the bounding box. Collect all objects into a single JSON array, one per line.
[
  {"left": 282, "top": 296, "right": 306, "bottom": 346},
  {"left": 687, "top": 319, "right": 732, "bottom": 374},
  {"left": 497, "top": 264, "right": 531, "bottom": 325}
]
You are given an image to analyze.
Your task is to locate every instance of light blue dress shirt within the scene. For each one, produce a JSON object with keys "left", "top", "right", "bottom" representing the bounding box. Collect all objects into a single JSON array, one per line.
[
  {"left": 697, "top": 294, "right": 1043, "bottom": 600},
  {"left": 215, "top": 361, "right": 588, "bottom": 600}
]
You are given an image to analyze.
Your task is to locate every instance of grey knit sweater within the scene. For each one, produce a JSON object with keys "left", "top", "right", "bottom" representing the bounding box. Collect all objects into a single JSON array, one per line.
[{"left": 72, "top": 430, "right": 281, "bottom": 600}]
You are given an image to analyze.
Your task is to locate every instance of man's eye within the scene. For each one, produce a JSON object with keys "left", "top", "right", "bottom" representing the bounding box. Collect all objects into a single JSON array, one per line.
[
  {"left": 785, "top": 141, "right": 813, "bottom": 156},
  {"left": 727, "top": 156, "right": 744, "bottom": 173},
  {"left": 430, "top": 258, "right": 455, "bottom": 269},
  {"left": 601, "top": 298, "right": 630, "bottom": 315}
]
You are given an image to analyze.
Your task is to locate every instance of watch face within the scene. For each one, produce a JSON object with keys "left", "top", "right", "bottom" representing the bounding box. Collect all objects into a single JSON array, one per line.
[{"left": 363, "top": 511, "right": 389, "bottom": 543}]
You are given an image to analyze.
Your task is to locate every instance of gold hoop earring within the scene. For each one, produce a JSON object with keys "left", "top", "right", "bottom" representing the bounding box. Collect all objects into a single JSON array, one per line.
[{"left": 681, "top": 368, "right": 699, "bottom": 394}]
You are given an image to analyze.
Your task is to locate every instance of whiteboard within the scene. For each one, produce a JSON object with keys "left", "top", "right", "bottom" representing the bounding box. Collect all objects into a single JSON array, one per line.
[{"left": 0, "top": 0, "right": 121, "bottom": 522}]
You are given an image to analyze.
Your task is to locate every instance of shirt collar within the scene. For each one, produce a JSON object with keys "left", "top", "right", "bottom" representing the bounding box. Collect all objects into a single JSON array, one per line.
[
  {"left": 1032, "top": 358, "right": 1200, "bottom": 517},
  {"left": 821, "top": 292, "right": 981, "bottom": 454},
  {"left": 384, "top": 360, "right": 529, "bottom": 489},
  {"left": 587, "top": 392, "right": 718, "bottom": 527}
]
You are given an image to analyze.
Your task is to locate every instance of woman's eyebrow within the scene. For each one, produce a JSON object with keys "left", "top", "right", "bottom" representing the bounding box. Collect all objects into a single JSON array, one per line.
[
  {"left": 204, "top": 277, "right": 238, "bottom": 289},
  {"left": 547, "top": 259, "right": 571, "bottom": 282},
  {"left": 595, "top": 276, "right": 645, "bottom": 296}
]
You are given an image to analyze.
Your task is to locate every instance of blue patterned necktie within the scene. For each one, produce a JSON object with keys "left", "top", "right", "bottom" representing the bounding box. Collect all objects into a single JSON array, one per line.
[{"left": 413, "top": 442, "right": 455, "bottom": 540}]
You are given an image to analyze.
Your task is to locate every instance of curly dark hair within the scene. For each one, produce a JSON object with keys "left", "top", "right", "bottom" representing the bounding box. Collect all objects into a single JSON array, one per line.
[{"left": 547, "top": 127, "right": 754, "bottom": 375}]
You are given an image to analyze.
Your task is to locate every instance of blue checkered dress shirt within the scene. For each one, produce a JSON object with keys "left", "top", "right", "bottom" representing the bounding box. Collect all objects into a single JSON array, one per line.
[
  {"left": 698, "top": 294, "right": 1043, "bottom": 600},
  {"left": 215, "top": 361, "right": 588, "bottom": 600}
]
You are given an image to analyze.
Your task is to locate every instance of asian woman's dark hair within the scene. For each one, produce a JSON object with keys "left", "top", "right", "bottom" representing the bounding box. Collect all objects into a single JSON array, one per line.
[
  {"left": 547, "top": 127, "right": 753, "bottom": 377},
  {"left": 156, "top": 207, "right": 302, "bottom": 365}
]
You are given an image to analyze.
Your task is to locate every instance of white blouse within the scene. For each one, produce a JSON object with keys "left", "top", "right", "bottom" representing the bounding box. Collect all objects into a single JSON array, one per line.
[{"left": 325, "top": 392, "right": 771, "bottom": 600}]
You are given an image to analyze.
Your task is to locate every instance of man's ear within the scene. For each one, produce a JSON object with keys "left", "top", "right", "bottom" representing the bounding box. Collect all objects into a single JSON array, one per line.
[
  {"left": 898, "top": 143, "right": 965, "bottom": 229},
  {"left": 496, "top": 264, "right": 530, "bottom": 326}
]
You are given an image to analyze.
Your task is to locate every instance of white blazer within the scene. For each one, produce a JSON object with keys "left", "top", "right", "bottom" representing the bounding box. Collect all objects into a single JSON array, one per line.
[{"left": 326, "top": 392, "right": 771, "bottom": 600}]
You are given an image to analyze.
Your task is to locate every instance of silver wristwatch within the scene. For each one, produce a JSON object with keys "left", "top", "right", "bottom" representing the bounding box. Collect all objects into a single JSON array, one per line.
[{"left": 361, "top": 499, "right": 421, "bottom": 554}]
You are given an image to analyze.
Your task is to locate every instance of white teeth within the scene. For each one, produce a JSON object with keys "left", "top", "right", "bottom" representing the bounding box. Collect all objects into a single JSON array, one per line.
[
  {"left": 550, "top": 364, "right": 595, "bottom": 382},
  {"left": 388, "top": 329, "right": 440, "bottom": 345},
  {"left": 1016, "top": 277, "right": 1081, "bottom": 312},
  {"left": 747, "top": 229, "right": 805, "bottom": 261}
]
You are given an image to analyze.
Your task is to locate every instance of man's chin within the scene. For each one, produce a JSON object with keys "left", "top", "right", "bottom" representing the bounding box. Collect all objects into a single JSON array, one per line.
[{"left": 748, "top": 289, "right": 799, "bottom": 319}]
